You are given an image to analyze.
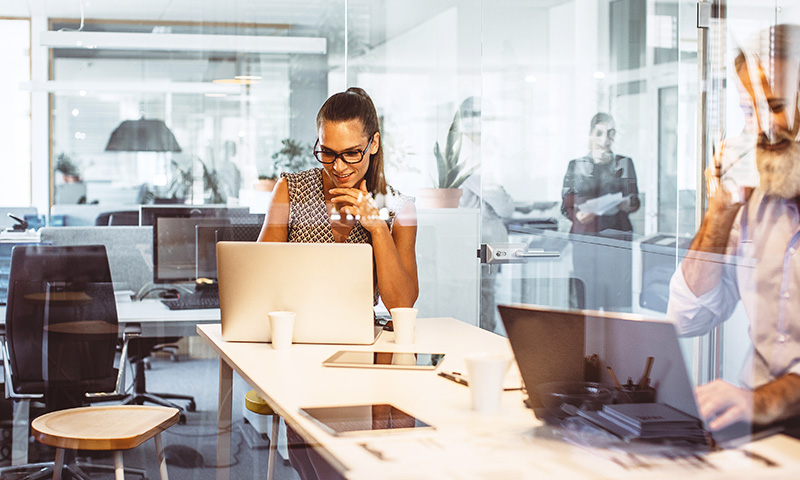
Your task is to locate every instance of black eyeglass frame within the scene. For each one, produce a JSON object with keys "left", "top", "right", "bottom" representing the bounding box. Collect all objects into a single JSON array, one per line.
[{"left": 313, "top": 137, "right": 374, "bottom": 165}]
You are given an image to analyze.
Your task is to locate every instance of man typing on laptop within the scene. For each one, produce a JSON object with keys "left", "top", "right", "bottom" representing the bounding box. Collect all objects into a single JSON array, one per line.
[{"left": 668, "top": 24, "right": 800, "bottom": 432}]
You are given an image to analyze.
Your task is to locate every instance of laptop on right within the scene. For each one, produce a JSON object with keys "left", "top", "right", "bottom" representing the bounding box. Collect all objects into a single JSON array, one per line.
[{"left": 498, "top": 304, "right": 753, "bottom": 444}]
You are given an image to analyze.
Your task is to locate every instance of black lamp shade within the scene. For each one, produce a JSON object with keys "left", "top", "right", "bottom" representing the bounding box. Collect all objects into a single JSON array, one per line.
[{"left": 105, "top": 118, "right": 182, "bottom": 152}]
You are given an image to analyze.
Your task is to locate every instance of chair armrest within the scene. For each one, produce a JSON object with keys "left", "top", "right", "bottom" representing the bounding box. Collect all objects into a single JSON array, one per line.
[
  {"left": 1, "top": 327, "right": 42, "bottom": 400},
  {"left": 115, "top": 323, "right": 142, "bottom": 395},
  {"left": 123, "top": 323, "right": 142, "bottom": 341}
]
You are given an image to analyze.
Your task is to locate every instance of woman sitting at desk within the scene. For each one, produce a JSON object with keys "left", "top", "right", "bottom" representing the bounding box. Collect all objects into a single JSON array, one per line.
[
  {"left": 258, "top": 88, "right": 419, "bottom": 480},
  {"left": 257, "top": 86, "right": 419, "bottom": 310}
]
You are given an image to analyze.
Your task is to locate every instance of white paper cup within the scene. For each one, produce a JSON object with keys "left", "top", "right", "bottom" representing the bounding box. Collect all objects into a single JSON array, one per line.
[
  {"left": 268, "top": 311, "right": 295, "bottom": 349},
  {"left": 391, "top": 352, "right": 417, "bottom": 366},
  {"left": 390, "top": 307, "right": 417, "bottom": 345},
  {"left": 465, "top": 353, "right": 511, "bottom": 413}
]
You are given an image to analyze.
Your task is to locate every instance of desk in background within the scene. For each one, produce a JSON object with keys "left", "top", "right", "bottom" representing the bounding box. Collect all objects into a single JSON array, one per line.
[
  {"left": 198, "top": 319, "right": 800, "bottom": 479},
  {"left": 0, "top": 298, "right": 219, "bottom": 336}
]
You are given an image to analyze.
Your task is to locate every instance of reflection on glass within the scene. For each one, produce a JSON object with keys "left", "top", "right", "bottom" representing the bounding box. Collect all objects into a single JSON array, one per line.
[
  {"left": 561, "top": 113, "right": 640, "bottom": 311},
  {"left": 668, "top": 24, "right": 800, "bottom": 433}
]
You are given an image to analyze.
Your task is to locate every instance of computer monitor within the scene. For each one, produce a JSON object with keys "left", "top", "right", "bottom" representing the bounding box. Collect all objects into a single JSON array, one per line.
[
  {"left": 195, "top": 224, "right": 262, "bottom": 280},
  {"left": 139, "top": 205, "right": 250, "bottom": 227},
  {"left": 141, "top": 206, "right": 260, "bottom": 284}
]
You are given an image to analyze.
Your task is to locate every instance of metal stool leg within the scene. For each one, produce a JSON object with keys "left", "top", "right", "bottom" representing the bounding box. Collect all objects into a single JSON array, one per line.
[
  {"left": 155, "top": 432, "right": 170, "bottom": 480},
  {"left": 114, "top": 450, "right": 125, "bottom": 480},
  {"left": 267, "top": 415, "right": 280, "bottom": 480},
  {"left": 53, "top": 448, "right": 65, "bottom": 480}
]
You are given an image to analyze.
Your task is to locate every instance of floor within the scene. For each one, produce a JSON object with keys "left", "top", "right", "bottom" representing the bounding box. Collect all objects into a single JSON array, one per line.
[{"left": 0, "top": 355, "right": 302, "bottom": 480}]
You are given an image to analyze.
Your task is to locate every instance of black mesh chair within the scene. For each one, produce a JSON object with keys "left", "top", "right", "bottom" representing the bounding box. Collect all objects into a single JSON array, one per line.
[
  {"left": 94, "top": 210, "right": 139, "bottom": 226},
  {"left": 0, "top": 245, "right": 140, "bottom": 479}
]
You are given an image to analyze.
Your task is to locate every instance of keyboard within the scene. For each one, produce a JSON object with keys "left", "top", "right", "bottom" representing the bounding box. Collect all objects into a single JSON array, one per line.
[{"left": 161, "top": 292, "right": 220, "bottom": 310}]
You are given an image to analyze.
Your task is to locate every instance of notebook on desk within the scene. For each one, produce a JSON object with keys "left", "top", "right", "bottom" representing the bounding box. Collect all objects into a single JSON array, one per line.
[
  {"left": 217, "top": 242, "right": 379, "bottom": 344},
  {"left": 497, "top": 305, "right": 753, "bottom": 445}
]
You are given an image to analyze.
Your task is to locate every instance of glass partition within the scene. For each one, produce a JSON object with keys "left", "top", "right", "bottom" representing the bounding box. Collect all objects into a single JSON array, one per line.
[
  {"left": 48, "top": 5, "right": 341, "bottom": 208},
  {"left": 469, "top": 1, "right": 699, "bottom": 336}
]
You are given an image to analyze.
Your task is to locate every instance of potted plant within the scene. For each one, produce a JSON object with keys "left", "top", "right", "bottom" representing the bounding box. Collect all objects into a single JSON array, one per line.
[
  {"left": 417, "top": 111, "right": 478, "bottom": 208},
  {"left": 54, "top": 153, "right": 82, "bottom": 183},
  {"left": 254, "top": 138, "right": 314, "bottom": 191}
]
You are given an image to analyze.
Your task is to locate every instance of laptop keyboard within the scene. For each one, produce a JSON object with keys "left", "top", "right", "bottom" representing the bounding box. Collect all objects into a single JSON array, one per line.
[{"left": 161, "top": 291, "right": 220, "bottom": 310}]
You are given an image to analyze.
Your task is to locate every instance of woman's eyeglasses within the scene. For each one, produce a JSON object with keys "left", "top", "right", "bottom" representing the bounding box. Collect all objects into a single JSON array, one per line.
[{"left": 314, "top": 137, "right": 373, "bottom": 165}]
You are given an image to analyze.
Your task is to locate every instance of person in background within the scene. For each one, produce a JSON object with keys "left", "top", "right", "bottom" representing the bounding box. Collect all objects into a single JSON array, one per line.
[
  {"left": 258, "top": 87, "right": 419, "bottom": 480},
  {"left": 457, "top": 97, "right": 515, "bottom": 332},
  {"left": 668, "top": 24, "right": 800, "bottom": 432},
  {"left": 216, "top": 140, "right": 242, "bottom": 201},
  {"left": 561, "top": 112, "right": 640, "bottom": 310}
]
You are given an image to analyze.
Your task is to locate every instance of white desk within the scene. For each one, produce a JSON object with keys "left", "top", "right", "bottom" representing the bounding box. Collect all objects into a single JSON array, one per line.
[
  {"left": 0, "top": 298, "right": 220, "bottom": 336},
  {"left": 115, "top": 298, "right": 220, "bottom": 336},
  {"left": 198, "top": 319, "right": 800, "bottom": 480}
]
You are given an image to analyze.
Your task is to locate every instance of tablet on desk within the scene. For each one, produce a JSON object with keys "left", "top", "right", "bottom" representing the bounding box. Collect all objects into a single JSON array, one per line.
[
  {"left": 322, "top": 351, "right": 445, "bottom": 370},
  {"left": 299, "top": 404, "right": 434, "bottom": 437}
]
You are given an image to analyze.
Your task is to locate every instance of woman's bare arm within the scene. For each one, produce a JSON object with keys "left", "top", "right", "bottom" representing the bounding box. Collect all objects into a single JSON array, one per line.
[
  {"left": 257, "top": 177, "right": 290, "bottom": 243},
  {"left": 371, "top": 202, "right": 419, "bottom": 310}
]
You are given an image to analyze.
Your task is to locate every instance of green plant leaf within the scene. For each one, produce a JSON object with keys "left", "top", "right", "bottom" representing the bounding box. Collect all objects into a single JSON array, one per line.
[
  {"left": 449, "top": 164, "right": 479, "bottom": 189},
  {"left": 433, "top": 141, "right": 447, "bottom": 188},
  {"left": 444, "top": 111, "right": 461, "bottom": 160}
]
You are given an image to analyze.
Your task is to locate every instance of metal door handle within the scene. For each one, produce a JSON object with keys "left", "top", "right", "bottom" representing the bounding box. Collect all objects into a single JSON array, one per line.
[
  {"left": 479, "top": 243, "right": 561, "bottom": 264},
  {"left": 514, "top": 248, "right": 560, "bottom": 258}
]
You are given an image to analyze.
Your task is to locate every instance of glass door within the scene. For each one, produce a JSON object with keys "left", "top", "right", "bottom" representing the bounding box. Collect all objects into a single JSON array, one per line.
[{"left": 476, "top": 0, "right": 701, "bottom": 335}]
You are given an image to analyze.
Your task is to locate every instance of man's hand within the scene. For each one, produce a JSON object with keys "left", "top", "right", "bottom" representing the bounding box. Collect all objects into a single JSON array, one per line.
[
  {"left": 695, "top": 379, "right": 753, "bottom": 431},
  {"left": 696, "top": 374, "right": 800, "bottom": 431},
  {"left": 680, "top": 160, "right": 753, "bottom": 297}
]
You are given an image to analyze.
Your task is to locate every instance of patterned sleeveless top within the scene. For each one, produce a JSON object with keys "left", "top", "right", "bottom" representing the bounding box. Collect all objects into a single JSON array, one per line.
[{"left": 282, "top": 168, "right": 412, "bottom": 304}]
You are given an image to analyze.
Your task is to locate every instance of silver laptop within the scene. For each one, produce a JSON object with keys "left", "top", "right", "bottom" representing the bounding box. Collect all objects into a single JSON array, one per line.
[{"left": 217, "top": 242, "right": 379, "bottom": 344}]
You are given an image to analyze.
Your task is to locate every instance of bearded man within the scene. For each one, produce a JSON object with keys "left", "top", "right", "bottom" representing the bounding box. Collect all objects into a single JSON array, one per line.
[{"left": 668, "top": 24, "right": 800, "bottom": 432}]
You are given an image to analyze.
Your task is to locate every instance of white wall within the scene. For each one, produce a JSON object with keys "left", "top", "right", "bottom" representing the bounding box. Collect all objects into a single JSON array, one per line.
[{"left": 0, "top": 19, "right": 32, "bottom": 206}]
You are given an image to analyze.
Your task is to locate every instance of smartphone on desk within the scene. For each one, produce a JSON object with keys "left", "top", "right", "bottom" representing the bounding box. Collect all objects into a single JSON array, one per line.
[{"left": 323, "top": 351, "right": 445, "bottom": 370}]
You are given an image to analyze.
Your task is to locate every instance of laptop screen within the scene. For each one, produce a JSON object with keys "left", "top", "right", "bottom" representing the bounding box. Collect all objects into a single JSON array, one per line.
[{"left": 498, "top": 305, "right": 700, "bottom": 419}]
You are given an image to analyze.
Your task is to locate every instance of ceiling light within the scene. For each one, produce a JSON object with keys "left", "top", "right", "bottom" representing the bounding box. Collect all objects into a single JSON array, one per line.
[{"left": 40, "top": 31, "right": 327, "bottom": 55}]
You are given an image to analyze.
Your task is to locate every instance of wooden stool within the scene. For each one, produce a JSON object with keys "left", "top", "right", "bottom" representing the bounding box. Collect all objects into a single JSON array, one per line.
[
  {"left": 245, "top": 389, "right": 280, "bottom": 480},
  {"left": 31, "top": 405, "right": 180, "bottom": 480}
]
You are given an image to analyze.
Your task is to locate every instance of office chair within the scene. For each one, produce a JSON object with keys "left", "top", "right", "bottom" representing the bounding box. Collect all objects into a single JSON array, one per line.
[
  {"left": 94, "top": 210, "right": 139, "bottom": 226},
  {"left": 123, "top": 336, "right": 196, "bottom": 418},
  {"left": 0, "top": 244, "right": 146, "bottom": 479}
]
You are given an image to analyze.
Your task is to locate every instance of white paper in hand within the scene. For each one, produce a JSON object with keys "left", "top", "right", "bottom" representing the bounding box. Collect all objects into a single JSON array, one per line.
[{"left": 577, "top": 192, "right": 623, "bottom": 216}]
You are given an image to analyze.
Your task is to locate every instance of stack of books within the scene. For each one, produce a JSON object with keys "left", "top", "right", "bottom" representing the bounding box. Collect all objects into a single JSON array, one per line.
[{"left": 579, "top": 403, "right": 706, "bottom": 443}]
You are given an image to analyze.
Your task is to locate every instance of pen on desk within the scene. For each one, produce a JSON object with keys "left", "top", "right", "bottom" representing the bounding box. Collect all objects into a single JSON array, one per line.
[
  {"left": 437, "top": 371, "right": 523, "bottom": 391},
  {"left": 741, "top": 449, "right": 778, "bottom": 467},
  {"left": 438, "top": 371, "right": 469, "bottom": 387}
]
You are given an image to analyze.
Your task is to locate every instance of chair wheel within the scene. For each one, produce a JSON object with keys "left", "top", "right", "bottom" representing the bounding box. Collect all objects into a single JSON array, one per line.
[
  {"left": 179, "top": 414, "right": 187, "bottom": 425},
  {"left": 187, "top": 401, "right": 196, "bottom": 412}
]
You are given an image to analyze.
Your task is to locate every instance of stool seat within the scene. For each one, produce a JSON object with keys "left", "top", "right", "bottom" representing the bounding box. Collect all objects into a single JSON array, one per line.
[
  {"left": 245, "top": 389, "right": 275, "bottom": 416},
  {"left": 244, "top": 390, "right": 280, "bottom": 480},
  {"left": 33, "top": 405, "right": 180, "bottom": 451}
]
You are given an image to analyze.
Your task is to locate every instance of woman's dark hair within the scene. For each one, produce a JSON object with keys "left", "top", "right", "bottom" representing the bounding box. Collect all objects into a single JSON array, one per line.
[
  {"left": 316, "top": 87, "right": 386, "bottom": 194},
  {"left": 589, "top": 112, "right": 615, "bottom": 132}
]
